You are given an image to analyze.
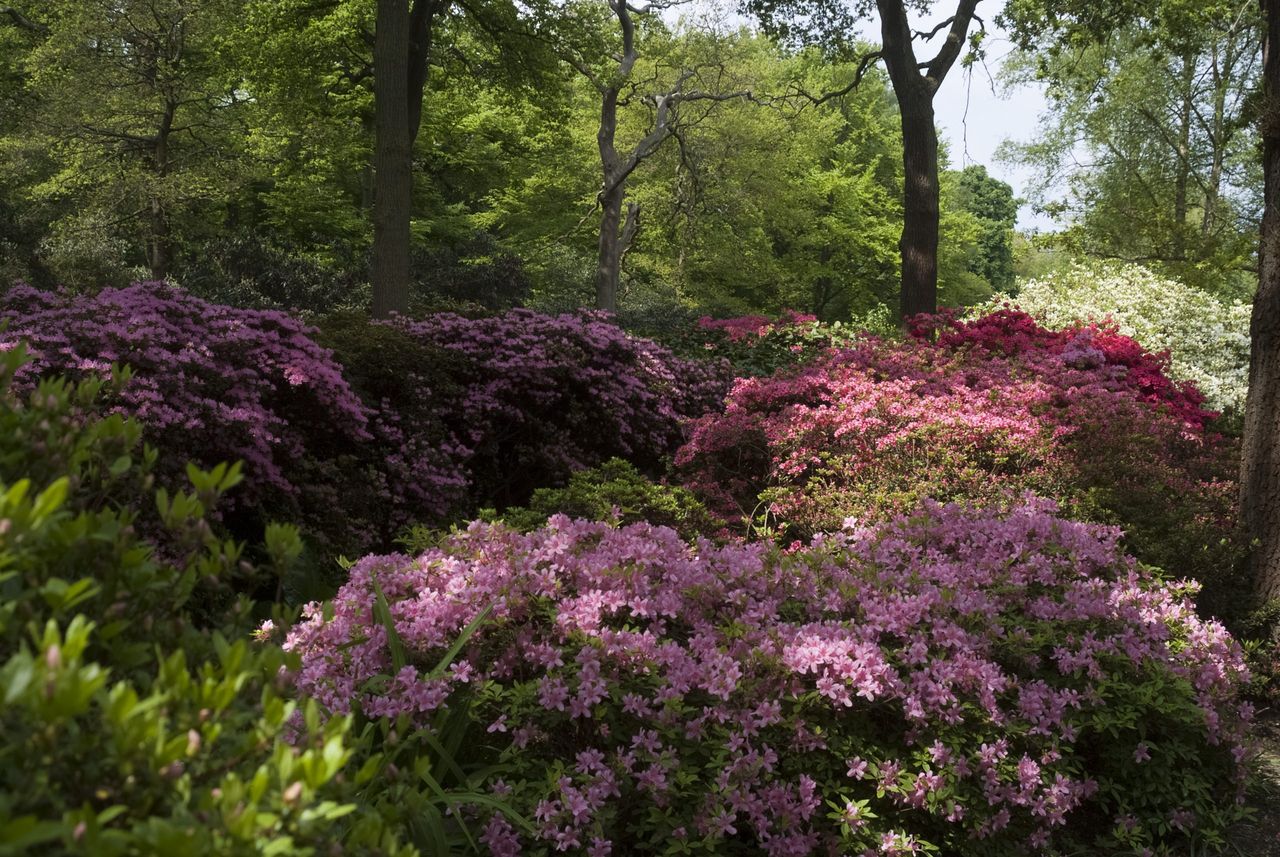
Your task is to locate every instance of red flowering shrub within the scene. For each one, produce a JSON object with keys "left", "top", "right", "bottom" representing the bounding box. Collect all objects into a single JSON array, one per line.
[
  {"left": 283, "top": 502, "right": 1252, "bottom": 855},
  {"left": 675, "top": 312, "right": 1239, "bottom": 589},
  {"left": 915, "top": 308, "right": 1215, "bottom": 429}
]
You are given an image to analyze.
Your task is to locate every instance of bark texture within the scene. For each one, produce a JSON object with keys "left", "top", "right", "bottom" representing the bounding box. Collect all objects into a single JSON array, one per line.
[
  {"left": 876, "top": 0, "right": 980, "bottom": 321},
  {"left": 371, "top": 0, "right": 438, "bottom": 319},
  {"left": 1243, "top": 0, "right": 1280, "bottom": 603}
]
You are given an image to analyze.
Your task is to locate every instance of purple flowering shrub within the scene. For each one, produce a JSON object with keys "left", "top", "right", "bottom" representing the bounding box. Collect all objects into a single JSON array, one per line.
[
  {"left": 0, "top": 287, "right": 727, "bottom": 555},
  {"left": 284, "top": 501, "right": 1252, "bottom": 855},
  {"left": 0, "top": 282, "right": 370, "bottom": 508},
  {"left": 382, "top": 309, "right": 729, "bottom": 512}
]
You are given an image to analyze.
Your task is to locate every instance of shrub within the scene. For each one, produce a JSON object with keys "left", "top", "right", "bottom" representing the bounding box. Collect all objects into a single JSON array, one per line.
[
  {"left": 386, "top": 309, "right": 730, "bottom": 511},
  {"left": 654, "top": 309, "right": 895, "bottom": 378},
  {"left": 0, "top": 346, "right": 413, "bottom": 854},
  {"left": 674, "top": 313, "right": 1240, "bottom": 591},
  {"left": 284, "top": 502, "right": 1253, "bottom": 856},
  {"left": 0, "top": 347, "right": 529, "bottom": 854},
  {"left": 179, "top": 231, "right": 369, "bottom": 315},
  {"left": 921, "top": 307, "right": 1215, "bottom": 430},
  {"left": 446, "top": 458, "right": 723, "bottom": 543},
  {"left": 976, "top": 262, "right": 1251, "bottom": 415},
  {"left": 0, "top": 281, "right": 370, "bottom": 512}
]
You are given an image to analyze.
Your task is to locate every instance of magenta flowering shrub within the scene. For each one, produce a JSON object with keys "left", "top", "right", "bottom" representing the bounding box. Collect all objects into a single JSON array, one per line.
[
  {"left": 675, "top": 311, "right": 1239, "bottom": 590},
  {"left": 283, "top": 502, "right": 1252, "bottom": 855},
  {"left": 0, "top": 282, "right": 369, "bottom": 505},
  {"left": 914, "top": 308, "right": 1215, "bottom": 429},
  {"left": 385, "top": 309, "right": 729, "bottom": 511}
]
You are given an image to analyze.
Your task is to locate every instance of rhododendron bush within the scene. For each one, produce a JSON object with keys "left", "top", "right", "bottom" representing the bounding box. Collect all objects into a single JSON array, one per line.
[
  {"left": 0, "top": 285, "right": 728, "bottom": 552},
  {"left": 284, "top": 503, "right": 1252, "bottom": 855},
  {"left": 976, "top": 263, "right": 1250, "bottom": 414},
  {"left": 0, "top": 282, "right": 369, "bottom": 505},
  {"left": 676, "top": 310, "right": 1239, "bottom": 591},
  {"left": 388, "top": 309, "right": 728, "bottom": 511}
]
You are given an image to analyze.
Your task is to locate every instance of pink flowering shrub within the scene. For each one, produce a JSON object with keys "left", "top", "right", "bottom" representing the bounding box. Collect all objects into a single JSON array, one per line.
[
  {"left": 284, "top": 502, "right": 1252, "bottom": 855},
  {"left": 0, "top": 282, "right": 369, "bottom": 507},
  {"left": 676, "top": 312, "right": 1240, "bottom": 591}
]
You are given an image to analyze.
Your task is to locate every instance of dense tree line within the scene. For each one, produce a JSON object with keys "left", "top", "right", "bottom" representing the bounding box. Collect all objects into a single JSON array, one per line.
[{"left": 0, "top": 0, "right": 1016, "bottom": 320}]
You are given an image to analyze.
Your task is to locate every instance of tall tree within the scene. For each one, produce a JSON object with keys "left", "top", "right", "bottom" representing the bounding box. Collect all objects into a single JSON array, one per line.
[
  {"left": 745, "top": 0, "right": 986, "bottom": 318},
  {"left": 0, "top": 0, "right": 247, "bottom": 283},
  {"left": 550, "top": 0, "right": 752, "bottom": 311},
  {"left": 1246, "top": 0, "right": 1280, "bottom": 603},
  {"left": 371, "top": 0, "right": 439, "bottom": 317},
  {"left": 1000, "top": 16, "right": 1260, "bottom": 292},
  {"left": 955, "top": 164, "right": 1017, "bottom": 291},
  {"left": 1005, "top": 0, "right": 1279, "bottom": 603}
]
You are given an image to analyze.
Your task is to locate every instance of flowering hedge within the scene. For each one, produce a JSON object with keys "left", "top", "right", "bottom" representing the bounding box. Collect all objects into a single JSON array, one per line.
[
  {"left": 976, "top": 263, "right": 1251, "bottom": 414},
  {"left": 283, "top": 502, "right": 1252, "bottom": 855},
  {"left": 676, "top": 310, "right": 1239, "bottom": 590},
  {"left": 0, "top": 282, "right": 369, "bottom": 505}
]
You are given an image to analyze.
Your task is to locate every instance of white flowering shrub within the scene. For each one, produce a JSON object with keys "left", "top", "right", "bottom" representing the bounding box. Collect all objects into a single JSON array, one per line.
[{"left": 977, "top": 263, "right": 1251, "bottom": 415}]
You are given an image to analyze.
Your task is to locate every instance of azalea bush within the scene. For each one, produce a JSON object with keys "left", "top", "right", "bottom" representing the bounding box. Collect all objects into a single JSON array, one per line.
[
  {"left": 0, "top": 347, "right": 528, "bottom": 854},
  {"left": 0, "top": 282, "right": 370, "bottom": 509},
  {"left": 676, "top": 310, "right": 1240, "bottom": 592},
  {"left": 0, "top": 347, "right": 408, "bottom": 854},
  {"left": 380, "top": 309, "right": 730, "bottom": 512},
  {"left": 0, "top": 285, "right": 730, "bottom": 556},
  {"left": 977, "top": 262, "right": 1251, "bottom": 415},
  {"left": 284, "top": 502, "right": 1253, "bottom": 855}
]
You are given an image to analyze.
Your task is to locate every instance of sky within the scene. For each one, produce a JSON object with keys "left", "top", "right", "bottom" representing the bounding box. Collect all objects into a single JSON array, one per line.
[
  {"left": 855, "top": 2, "right": 1057, "bottom": 231},
  {"left": 670, "top": 0, "right": 1060, "bottom": 230}
]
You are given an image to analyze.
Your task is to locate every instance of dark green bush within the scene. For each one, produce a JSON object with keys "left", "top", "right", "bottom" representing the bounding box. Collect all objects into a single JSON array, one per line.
[
  {"left": 401, "top": 458, "right": 724, "bottom": 548},
  {"left": 0, "top": 347, "right": 515, "bottom": 854}
]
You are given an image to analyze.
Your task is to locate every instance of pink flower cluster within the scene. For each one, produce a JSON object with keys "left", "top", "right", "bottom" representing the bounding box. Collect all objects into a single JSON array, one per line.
[
  {"left": 283, "top": 501, "right": 1252, "bottom": 854},
  {"left": 0, "top": 282, "right": 369, "bottom": 502},
  {"left": 675, "top": 313, "right": 1237, "bottom": 575}
]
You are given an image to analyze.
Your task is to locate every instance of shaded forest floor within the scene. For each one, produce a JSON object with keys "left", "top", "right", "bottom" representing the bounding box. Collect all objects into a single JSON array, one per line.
[{"left": 1229, "top": 714, "right": 1280, "bottom": 856}]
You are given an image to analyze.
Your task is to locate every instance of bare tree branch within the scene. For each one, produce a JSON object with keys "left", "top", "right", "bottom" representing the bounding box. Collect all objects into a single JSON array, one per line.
[{"left": 0, "top": 5, "right": 46, "bottom": 34}]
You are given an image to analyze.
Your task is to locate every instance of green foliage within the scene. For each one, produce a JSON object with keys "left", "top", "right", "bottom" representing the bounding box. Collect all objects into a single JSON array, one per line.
[
  {"left": 998, "top": 3, "right": 1261, "bottom": 296},
  {"left": 955, "top": 165, "right": 1018, "bottom": 291},
  {"left": 0, "top": 347, "right": 515, "bottom": 854},
  {"left": 474, "top": 458, "right": 723, "bottom": 541}
]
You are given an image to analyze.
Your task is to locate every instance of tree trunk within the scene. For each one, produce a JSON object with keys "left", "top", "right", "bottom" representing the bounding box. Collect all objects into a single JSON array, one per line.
[
  {"left": 148, "top": 99, "right": 176, "bottom": 281},
  {"left": 372, "top": 0, "right": 413, "bottom": 318},
  {"left": 897, "top": 84, "right": 940, "bottom": 319},
  {"left": 1173, "top": 52, "right": 1194, "bottom": 259},
  {"left": 1243, "top": 0, "right": 1280, "bottom": 604},
  {"left": 876, "top": 0, "right": 977, "bottom": 321},
  {"left": 596, "top": 180, "right": 623, "bottom": 312}
]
